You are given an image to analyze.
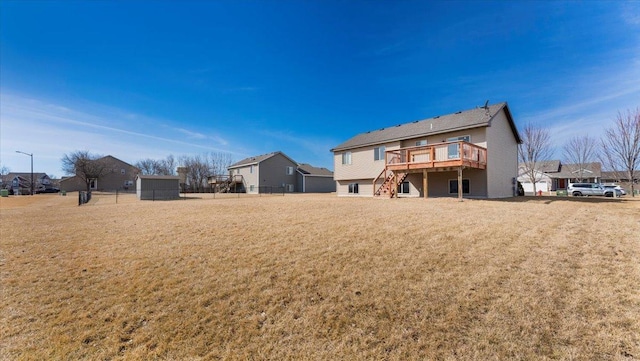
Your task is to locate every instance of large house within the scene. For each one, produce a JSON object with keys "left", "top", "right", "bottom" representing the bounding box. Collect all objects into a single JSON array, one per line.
[
  {"left": 210, "top": 151, "right": 334, "bottom": 194},
  {"left": 60, "top": 155, "right": 139, "bottom": 192},
  {"left": 331, "top": 102, "right": 522, "bottom": 198},
  {"left": 1, "top": 172, "right": 52, "bottom": 195}
]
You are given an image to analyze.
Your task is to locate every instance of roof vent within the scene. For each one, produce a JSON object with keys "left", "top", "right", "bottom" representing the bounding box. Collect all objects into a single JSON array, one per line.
[
  {"left": 413, "top": 120, "right": 419, "bottom": 123},
  {"left": 396, "top": 124, "right": 401, "bottom": 127},
  {"left": 455, "top": 111, "right": 462, "bottom": 114},
  {"left": 433, "top": 115, "right": 440, "bottom": 119}
]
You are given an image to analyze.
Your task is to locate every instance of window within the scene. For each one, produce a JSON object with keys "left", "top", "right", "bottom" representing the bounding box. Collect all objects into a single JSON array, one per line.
[
  {"left": 415, "top": 140, "right": 427, "bottom": 146},
  {"left": 374, "top": 146, "right": 385, "bottom": 161},
  {"left": 286, "top": 184, "right": 294, "bottom": 192},
  {"left": 249, "top": 185, "right": 255, "bottom": 192},
  {"left": 449, "top": 179, "right": 470, "bottom": 194},
  {"left": 342, "top": 152, "right": 352, "bottom": 165},
  {"left": 250, "top": 165, "right": 254, "bottom": 174},
  {"left": 397, "top": 181, "right": 410, "bottom": 194},
  {"left": 348, "top": 183, "right": 359, "bottom": 194},
  {"left": 286, "top": 166, "right": 294, "bottom": 175},
  {"left": 124, "top": 180, "right": 134, "bottom": 186},
  {"left": 121, "top": 169, "right": 126, "bottom": 174},
  {"left": 89, "top": 179, "right": 98, "bottom": 190},
  {"left": 236, "top": 169, "right": 241, "bottom": 175},
  {"left": 447, "top": 135, "right": 470, "bottom": 159}
]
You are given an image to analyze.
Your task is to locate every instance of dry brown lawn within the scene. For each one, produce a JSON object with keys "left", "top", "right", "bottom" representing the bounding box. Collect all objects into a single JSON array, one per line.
[{"left": 1, "top": 192, "right": 639, "bottom": 360}]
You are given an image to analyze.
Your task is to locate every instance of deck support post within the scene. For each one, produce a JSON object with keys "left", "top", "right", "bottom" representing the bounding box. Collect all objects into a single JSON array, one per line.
[
  {"left": 423, "top": 169, "right": 428, "bottom": 199},
  {"left": 392, "top": 172, "right": 396, "bottom": 198},
  {"left": 458, "top": 166, "right": 463, "bottom": 202}
]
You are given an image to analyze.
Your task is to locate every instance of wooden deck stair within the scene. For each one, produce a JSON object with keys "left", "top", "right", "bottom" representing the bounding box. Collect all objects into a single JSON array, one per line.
[{"left": 374, "top": 172, "right": 407, "bottom": 197}]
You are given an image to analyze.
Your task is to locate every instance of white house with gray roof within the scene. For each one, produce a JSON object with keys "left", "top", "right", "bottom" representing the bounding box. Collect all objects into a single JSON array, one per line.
[
  {"left": 221, "top": 151, "right": 334, "bottom": 194},
  {"left": 331, "top": 102, "right": 522, "bottom": 199}
]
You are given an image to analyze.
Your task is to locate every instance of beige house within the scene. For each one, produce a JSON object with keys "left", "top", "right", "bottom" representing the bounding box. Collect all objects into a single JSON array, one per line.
[
  {"left": 60, "top": 155, "right": 139, "bottom": 192},
  {"left": 331, "top": 102, "right": 522, "bottom": 199}
]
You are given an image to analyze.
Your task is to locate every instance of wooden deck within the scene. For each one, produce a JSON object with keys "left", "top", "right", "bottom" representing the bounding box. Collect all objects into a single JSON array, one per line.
[
  {"left": 373, "top": 141, "right": 487, "bottom": 198},
  {"left": 384, "top": 141, "right": 487, "bottom": 171}
]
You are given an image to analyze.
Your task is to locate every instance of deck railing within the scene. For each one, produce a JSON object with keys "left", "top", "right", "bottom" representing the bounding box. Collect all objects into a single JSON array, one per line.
[{"left": 385, "top": 141, "right": 487, "bottom": 171}]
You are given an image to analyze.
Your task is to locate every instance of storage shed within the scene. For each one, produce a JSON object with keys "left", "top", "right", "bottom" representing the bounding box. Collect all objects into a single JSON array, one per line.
[{"left": 136, "top": 175, "right": 181, "bottom": 200}]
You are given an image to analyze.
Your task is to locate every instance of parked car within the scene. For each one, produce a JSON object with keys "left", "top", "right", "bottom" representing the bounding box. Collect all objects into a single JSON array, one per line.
[
  {"left": 568, "top": 183, "right": 623, "bottom": 197},
  {"left": 603, "top": 185, "right": 626, "bottom": 196},
  {"left": 35, "top": 187, "right": 60, "bottom": 194},
  {"left": 568, "top": 183, "right": 605, "bottom": 196}
]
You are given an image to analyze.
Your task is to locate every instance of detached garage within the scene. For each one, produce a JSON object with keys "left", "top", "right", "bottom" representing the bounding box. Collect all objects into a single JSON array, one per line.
[{"left": 136, "top": 175, "right": 181, "bottom": 200}]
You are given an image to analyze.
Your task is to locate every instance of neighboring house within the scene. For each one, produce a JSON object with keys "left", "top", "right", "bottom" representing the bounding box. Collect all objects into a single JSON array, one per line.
[
  {"left": 600, "top": 171, "right": 639, "bottom": 184},
  {"left": 60, "top": 155, "right": 139, "bottom": 192},
  {"left": 517, "top": 161, "right": 602, "bottom": 193},
  {"left": 1, "top": 172, "right": 52, "bottom": 195},
  {"left": 331, "top": 102, "right": 522, "bottom": 198},
  {"left": 136, "top": 175, "right": 180, "bottom": 200},
  {"left": 214, "top": 151, "right": 334, "bottom": 194},
  {"left": 296, "top": 164, "right": 335, "bottom": 193}
]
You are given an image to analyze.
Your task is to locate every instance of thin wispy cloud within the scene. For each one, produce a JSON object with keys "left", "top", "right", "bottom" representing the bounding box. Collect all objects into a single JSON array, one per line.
[
  {"left": 175, "top": 128, "right": 207, "bottom": 140},
  {"left": 0, "top": 92, "right": 241, "bottom": 175}
]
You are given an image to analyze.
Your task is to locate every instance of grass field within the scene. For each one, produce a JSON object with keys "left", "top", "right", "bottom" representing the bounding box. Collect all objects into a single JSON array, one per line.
[{"left": 1, "top": 193, "right": 639, "bottom": 360}]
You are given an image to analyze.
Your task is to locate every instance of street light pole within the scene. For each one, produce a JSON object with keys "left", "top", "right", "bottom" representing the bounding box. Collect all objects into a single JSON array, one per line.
[{"left": 16, "top": 151, "right": 34, "bottom": 196}]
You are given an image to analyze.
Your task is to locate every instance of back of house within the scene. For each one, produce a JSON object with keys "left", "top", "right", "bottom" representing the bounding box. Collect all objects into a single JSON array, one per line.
[{"left": 331, "top": 102, "right": 521, "bottom": 199}]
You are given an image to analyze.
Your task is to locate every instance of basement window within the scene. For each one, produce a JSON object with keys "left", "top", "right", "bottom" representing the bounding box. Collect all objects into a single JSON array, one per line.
[
  {"left": 448, "top": 179, "right": 470, "bottom": 194},
  {"left": 348, "top": 183, "right": 359, "bottom": 194},
  {"left": 397, "top": 181, "right": 410, "bottom": 194}
]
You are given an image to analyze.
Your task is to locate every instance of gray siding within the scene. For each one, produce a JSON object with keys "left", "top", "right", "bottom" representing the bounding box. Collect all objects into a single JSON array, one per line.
[
  {"left": 300, "top": 175, "right": 335, "bottom": 193},
  {"left": 425, "top": 169, "right": 487, "bottom": 198},
  {"left": 137, "top": 177, "right": 180, "bottom": 200},
  {"left": 259, "top": 154, "right": 298, "bottom": 192},
  {"left": 486, "top": 110, "right": 519, "bottom": 198}
]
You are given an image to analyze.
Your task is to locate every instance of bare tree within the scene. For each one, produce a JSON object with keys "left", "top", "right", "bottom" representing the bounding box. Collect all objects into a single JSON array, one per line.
[
  {"left": 600, "top": 108, "right": 640, "bottom": 197},
  {"left": 61, "top": 151, "right": 109, "bottom": 192},
  {"left": 135, "top": 158, "right": 158, "bottom": 175},
  {"left": 161, "top": 155, "right": 176, "bottom": 176},
  {"left": 0, "top": 165, "right": 10, "bottom": 175},
  {"left": 518, "top": 123, "right": 554, "bottom": 195},
  {"left": 135, "top": 155, "right": 177, "bottom": 176},
  {"left": 562, "top": 135, "right": 598, "bottom": 182},
  {"left": 175, "top": 152, "right": 234, "bottom": 192},
  {"left": 208, "top": 152, "right": 233, "bottom": 176}
]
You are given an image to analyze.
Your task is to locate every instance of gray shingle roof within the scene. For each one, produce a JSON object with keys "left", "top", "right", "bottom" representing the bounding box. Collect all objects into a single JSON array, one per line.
[
  {"left": 297, "top": 164, "right": 333, "bottom": 176},
  {"left": 229, "top": 151, "right": 297, "bottom": 169},
  {"left": 552, "top": 162, "right": 601, "bottom": 179},
  {"left": 537, "top": 160, "right": 561, "bottom": 173},
  {"left": 229, "top": 152, "right": 279, "bottom": 168},
  {"left": 331, "top": 102, "right": 520, "bottom": 152}
]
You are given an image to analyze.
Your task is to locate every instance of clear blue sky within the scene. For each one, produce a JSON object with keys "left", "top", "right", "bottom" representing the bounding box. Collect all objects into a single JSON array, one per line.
[{"left": 1, "top": 0, "right": 639, "bottom": 177}]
